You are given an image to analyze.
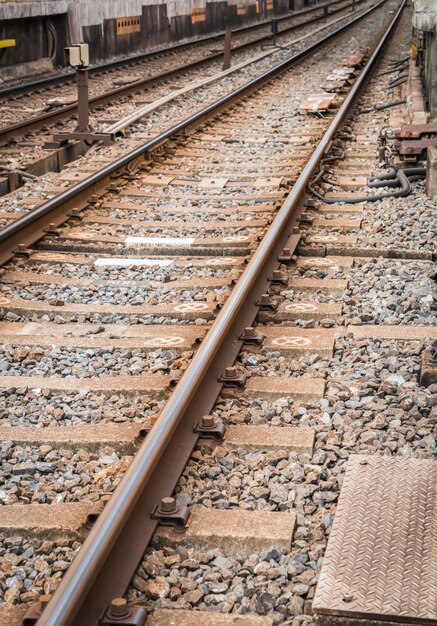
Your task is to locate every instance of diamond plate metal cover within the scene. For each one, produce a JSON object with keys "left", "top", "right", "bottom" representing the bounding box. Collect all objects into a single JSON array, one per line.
[{"left": 313, "top": 455, "right": 437, "bottom": 624}]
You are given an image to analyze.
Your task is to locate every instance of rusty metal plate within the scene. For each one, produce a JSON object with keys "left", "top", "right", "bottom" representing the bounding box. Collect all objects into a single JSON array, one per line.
[
  {"left": 116, "top": 16, "right": 141, "bottom": 35},
  {"left": 192, "top": 7, "right": 206, "bottom": 23},
  {"left": 330, "top": 67, "right": 356, "bottom": 78},
  {"left": 322, "top": 80, "right": 348, "bottom": 92},
  {"left": 313, "top": 455, "right": 437, "bottom": 625},
  {"left": 300, "top": 94, "right": 336, "bottom": 112},
  {"left": 394, "top": 138, "right": 437, "bottom": 158},
  {"left": 395, "top": 124, "right": 437, "bottom": 139},
  {"left": 325, "top": 74, "right": 350, "bottom": 83},
  {"left": 342, "top": 50, "right": 365, "bottom": 67}
]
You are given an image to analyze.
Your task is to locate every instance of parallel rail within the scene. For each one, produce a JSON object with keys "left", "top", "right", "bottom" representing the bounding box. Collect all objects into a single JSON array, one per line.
[
  {"left": 0, "top": 1, "right": 406, "bottom": 623},
  {"left": 0, "top": 0, "right": 350, "bottom": 99},
  {"left": 0, "top": 0, "right": 383, "bottom": 268},
  {"left": 0, "top": 0, "right": 362, "bottom": 143}
]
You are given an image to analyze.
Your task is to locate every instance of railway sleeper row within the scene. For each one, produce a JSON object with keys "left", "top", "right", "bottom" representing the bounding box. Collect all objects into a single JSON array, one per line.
[{"left": 0, "top": 1, "right": 435, "bottom": 625}]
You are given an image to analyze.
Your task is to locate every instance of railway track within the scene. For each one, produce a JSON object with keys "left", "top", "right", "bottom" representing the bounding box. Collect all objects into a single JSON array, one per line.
[
  {"left": 0, "top": 0, "right": 383, "bottom": 246},
  {"left": 0, "top": 1, "right": 436, "bottom": 626},
  {"left": 0, "top": 0, "right": 355, "bottom": 137},
  {"left": 0, "top": 0, "right": 365, "bottom": 199},
  {"left": 0, "top": 0, "right": 355, "bottom": 98}
]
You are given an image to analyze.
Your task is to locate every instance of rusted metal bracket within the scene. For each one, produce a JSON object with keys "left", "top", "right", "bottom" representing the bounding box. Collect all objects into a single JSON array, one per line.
[
  {"left": 239, "top": 326, "right": 265, "bottom": 346},
  {"left": 394, "top": 138, "right": 437, "bottom": 161},
  {"left": 278, "top": 247, "right": 297, "bottom": 263},
  {"left": 151, "top": 497, "right": 190, "bottom": 530},
  {"left": 136, "top": 415, "right": 159, "bottom": 444},
  {"left": 67, "top": 208, "right": 84, "bottom": 222},
  {"left": 194, "top": 415, "right": 226, "bottom": 442},
  {"left": 299, "top": 212, "right": 315, "bottom": 225},
  {"left": 342, "top": 49, "right": 366, "bottom": 67},
  {"left": 256, "top": 293, "right": 279, "bottom": 311},
  {"left": 219, "top": 366, "right": 247, "bottom": 388},
  {"left": 268, "top": 270, "right": 289, "bottom": 286},
  {"left": 13, "top": 243, "right": 33, "bottom": 259},
  {"left": 99, "top": 598, "right": 147, "bottom": 626},
  {"left": 43, "top": 223, "right": 61, "bottom": 237},
  {"left": 88, "top": 194, "right": 102, "bottom": 206},
  {"left": 86, "top": 495, "right": 111, "bottom": 529},
  {"left": 395, "top": 123, "right": 437, "bottom": 139},
  {"left": 22, "top": 595, "right": 52, "bottom": 625}
]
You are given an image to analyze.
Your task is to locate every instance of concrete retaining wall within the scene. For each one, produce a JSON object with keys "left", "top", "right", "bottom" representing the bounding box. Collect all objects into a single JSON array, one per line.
[{"left": 0, "top": 0, "right": 301, "bottom": 66}]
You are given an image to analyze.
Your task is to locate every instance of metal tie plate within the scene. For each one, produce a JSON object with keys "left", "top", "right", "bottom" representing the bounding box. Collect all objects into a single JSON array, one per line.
[
  {"left": 299, "top": 94, "right": 336, "bottom": 112},
  {"left": 313, "top": 455, "right": 437, "bottom": 625},
  {"left": 395, "top": 124, "right": 437, "bottom": 140}
]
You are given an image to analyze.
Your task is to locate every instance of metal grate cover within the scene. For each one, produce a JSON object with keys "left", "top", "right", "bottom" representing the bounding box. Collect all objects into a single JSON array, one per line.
[{"left": 313, "top": 455, "right": 437, "bottom": 625}]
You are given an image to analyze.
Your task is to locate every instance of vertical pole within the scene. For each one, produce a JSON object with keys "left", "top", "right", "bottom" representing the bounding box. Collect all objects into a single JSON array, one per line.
[
  {"left": 271, "top": 19, "right": 278, "bottom": 46},
  {"left": 76, "top": 68, "right": 89, "bottom": 132},
  {"left": 223, "top": 25, "right": 232, "bottom": 70}
]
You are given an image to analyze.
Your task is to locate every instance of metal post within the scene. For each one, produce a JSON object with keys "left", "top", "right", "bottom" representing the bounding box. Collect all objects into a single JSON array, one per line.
[
  {"left": 223, "top": 26, "right": 232, "bottom": 70},
  {"left": 52, "top": 53, "right": 114, "bottom": 145},
  {"left": 76, "top": 68, "right": 89, "bottom": 133},
  {"left": 271, "top": 19, "right": 278, "bottom": 46}
]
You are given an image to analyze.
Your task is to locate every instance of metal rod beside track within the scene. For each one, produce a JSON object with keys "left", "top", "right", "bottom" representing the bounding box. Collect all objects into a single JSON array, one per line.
[{"left": 34, "top": 1, "right": 406, "bottom": 624}]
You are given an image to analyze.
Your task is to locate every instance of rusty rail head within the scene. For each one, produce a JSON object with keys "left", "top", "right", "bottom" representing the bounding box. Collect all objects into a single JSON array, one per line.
[{"left": 33, "top": 1, "right": 407, "bottom": 624}]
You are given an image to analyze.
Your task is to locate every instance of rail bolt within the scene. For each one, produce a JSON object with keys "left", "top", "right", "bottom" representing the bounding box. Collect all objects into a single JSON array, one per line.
[
  {"left": 256, "top": 294, "right": 278, "bottom": 311},
  {"left": 239, "top": 326, "right": 265, "bottom": 346},
  {"left": 343, "top": 592, "right": 353, "bottom": 602},
  {"left": 44, "top": 223, "right": 60, "bottom": 236},
  {"left": 201, "top": 415, "right": 216, "bottom": 428},
  {"left": 278, "top": 247, "right": 296, "bottom": 264},
  {"left": 109, "top": 597, "right": 130, "bottom": 618},
  {"left": 219, "top": 366, "right": 247, "bottom": 389},
  {"left": 269, "top": 270, "right": 288, "bottom": 286},
  {"left": 160, "top": 497, "right": 177, "bottom": 513},
  {"left": 194, "top": 415, "right": 225, "bottom": 442}
]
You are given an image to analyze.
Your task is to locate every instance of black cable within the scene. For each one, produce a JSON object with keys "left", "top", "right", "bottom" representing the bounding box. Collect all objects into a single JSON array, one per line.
[
  {"left": 308, "top": 166, "right": 412, "bottom": 204},
  {"left": 359, "top": 99, "right": 406, "bottom": 114}
]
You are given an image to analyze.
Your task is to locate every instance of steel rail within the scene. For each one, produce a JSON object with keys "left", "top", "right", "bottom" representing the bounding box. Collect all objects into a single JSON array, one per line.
[
  {"left": 0, "top": 0, "right": 349, "bottom": 99},
  {"left": 0, "top": 0, "right": 383, "bottom": 267},
  {"left": 0, "top": 0, "right": 363, "bottom": 144},
  {"left": 33, "top": 1, "right": 405, "bottom": 624}
]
